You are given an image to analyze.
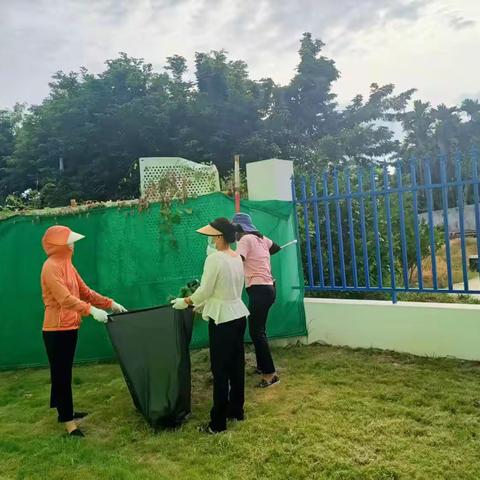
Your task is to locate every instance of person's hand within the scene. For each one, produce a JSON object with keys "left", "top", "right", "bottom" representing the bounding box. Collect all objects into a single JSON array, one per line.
[
  {"left": 193, "top": 301, "right": 205, "bottom": 314},
  {"left": 171, "top": 298, "right": 189, "bottom": 310},
  {"left": 111, "top": 301, "right": 127, "bottom": 313},
  {"left": 90, "top": 306, "right": 109, "bottom": 323}
]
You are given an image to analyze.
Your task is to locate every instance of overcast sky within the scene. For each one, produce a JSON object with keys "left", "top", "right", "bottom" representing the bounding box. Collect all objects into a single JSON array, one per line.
[{"left": 0, "top": 0, "right": 478, "bottom": 110}]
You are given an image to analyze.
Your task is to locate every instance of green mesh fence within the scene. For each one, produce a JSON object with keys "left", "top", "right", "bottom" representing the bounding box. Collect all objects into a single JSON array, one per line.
[{"left": 0, "top": 193, "right": 305, "bottom": 370}]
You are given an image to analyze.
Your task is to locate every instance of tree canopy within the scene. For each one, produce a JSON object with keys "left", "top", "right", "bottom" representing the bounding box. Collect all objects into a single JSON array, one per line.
[{"left": 0, "top": 33, "right": 478, "bottom": 207}]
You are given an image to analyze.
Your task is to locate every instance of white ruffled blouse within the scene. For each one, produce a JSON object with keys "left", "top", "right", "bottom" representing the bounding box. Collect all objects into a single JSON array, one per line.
[{"left": 190, "top": 251, "right": 249, "bottom": 325}]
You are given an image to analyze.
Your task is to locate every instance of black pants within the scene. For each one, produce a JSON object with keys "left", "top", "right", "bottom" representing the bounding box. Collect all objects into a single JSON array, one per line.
[
  {"left": 208, "top": 317, "right": 246, "bottom": 432},
  {"left": 247, "top": 285, "right": 276, "bottom": 375},
  {"left": 42, "top": 330, "right": 78, "bottom": 423}
]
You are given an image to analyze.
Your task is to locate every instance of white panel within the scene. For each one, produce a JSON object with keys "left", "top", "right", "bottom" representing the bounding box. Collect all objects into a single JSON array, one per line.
[
  {"left": 246, "top": 159, "right": 294, "bottom": 201},
  {"left": 139, "top": 157, "right": 220, "bottom": 201}
]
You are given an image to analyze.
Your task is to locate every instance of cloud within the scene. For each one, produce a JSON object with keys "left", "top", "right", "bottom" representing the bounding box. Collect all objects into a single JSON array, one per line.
[
  {"left": 449, "top": 15, "right": 476, "bottom": 30},
  {"left": 0, "top": 0, "right": 478, "bottom": 109}
]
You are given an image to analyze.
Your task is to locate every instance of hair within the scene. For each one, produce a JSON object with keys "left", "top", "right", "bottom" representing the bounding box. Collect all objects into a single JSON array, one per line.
[
  {"left": 235, "top": 224, "right": 264, "bottom": 239},
  {"left": 210, "top": 217, "right": 242, "bottom": 244}
]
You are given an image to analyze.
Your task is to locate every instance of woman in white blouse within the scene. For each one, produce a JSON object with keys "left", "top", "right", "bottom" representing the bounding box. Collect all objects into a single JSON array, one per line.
[{"left": 171, "top": 217, "right": 249, "bottom": 434}]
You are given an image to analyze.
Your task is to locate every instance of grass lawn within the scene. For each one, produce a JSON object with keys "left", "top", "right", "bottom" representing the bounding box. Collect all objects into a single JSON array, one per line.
[
  {"left": 413, "top": 237, "right": 478, "bottom": 289},
  {"left": 2, "top": 344, "right": 480, "bottom": 480}
]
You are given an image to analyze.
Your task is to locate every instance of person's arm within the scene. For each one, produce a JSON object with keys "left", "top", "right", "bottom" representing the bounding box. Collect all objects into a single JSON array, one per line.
[
  {"left": 74, "top": 269, "right": 113, "bottom": 310},
  {"left": 43, "top": 264, "right": 91, "bottom": 316},
  {"left": 269, "top": 242, "right": 281, "bottom": 256},
  {"left": 188, "top": 255, "right": 220, "bottom": 306}
]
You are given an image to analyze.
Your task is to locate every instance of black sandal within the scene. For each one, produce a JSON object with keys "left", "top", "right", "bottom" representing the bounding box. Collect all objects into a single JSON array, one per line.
[
  {"left": 256, "top": 375, "right": 280, "bottom": 388},
  {"left": 69, "top": 429, "right": 85, "bottom": 438},
  {"left": 227, "top": 413, "right": 245, "bottom": 422},
  {"left": 58, "top": 411, "right": 89, "bottom": 423},
  {"left": 198, "top": 423, "right": 224, "bottom": 434}
]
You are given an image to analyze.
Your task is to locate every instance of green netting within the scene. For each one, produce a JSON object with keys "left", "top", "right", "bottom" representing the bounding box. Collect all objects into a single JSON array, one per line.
[{"left": 0, "top": 193, "right": 305, "bottom": 370}]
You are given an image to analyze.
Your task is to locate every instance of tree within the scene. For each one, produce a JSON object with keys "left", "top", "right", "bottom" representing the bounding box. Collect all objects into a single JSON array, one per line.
[
  {"left": 0, "top": 104, "right": 24, "bottom": 202},
  {"left": 180, "top": 50, "right": 277, "bottom": 170},
  {"left": 1, "top": 33, "right": 479, "bottom": 208}
]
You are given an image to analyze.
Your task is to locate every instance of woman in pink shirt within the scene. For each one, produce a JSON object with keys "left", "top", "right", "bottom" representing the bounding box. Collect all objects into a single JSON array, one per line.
[{"left": 233, "top": 213, "right": 281, "bottom": 388}]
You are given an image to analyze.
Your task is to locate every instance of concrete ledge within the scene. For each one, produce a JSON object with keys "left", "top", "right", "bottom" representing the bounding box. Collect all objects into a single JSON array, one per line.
[
  {"left": 305, "top": 297, "right": 480, "bottom": 361},
  {"left": 270, "top": 336, "right": 307, "bottom": 347}
]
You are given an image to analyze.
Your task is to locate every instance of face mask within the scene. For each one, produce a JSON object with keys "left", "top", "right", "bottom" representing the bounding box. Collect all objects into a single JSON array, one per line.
[
  {"left": 208, "top": 237, "right": 216, "bottom": 248},
  {"left": 206, "top": 237, "right": 217, "bottom": 256}
]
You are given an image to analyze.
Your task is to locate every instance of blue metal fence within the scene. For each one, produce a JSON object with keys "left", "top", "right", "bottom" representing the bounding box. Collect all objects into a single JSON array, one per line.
[{"left": 293, "top": 148, "right": 480, "bottom": 302}]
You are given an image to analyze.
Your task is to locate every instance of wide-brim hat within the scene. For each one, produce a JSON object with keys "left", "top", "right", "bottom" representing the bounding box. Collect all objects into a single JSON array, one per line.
[
  {"left": 67, "top": 231, "right": 85, "bottom": 244},
  {"left": 232, "top": 212, "right": 257, "bottom": 233},
  {"left": 196, "top": 224, "right": 223, "bottom": 236},
  {"left": 196, "top": 217, "right": 231, "bottom": 236}
]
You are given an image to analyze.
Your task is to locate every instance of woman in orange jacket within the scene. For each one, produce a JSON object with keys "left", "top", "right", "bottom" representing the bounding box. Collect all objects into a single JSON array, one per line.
[{"left": 41, "top": 225, "right": 126, "bottom": 437}]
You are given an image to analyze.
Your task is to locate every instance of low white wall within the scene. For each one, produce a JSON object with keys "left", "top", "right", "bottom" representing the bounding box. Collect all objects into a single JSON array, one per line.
[{"left": 305, "top": 298, "right": 480, "bottom": 360}]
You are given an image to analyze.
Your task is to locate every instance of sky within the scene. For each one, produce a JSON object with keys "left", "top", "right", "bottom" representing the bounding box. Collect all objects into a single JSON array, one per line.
[{"left": 0, "top": 0, "right": 479, "bottom": 110}]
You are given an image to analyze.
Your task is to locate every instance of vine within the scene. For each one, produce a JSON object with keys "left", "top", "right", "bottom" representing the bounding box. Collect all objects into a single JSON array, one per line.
[{"left": 144, "top": 168, "right": 196, "bottom": 248}]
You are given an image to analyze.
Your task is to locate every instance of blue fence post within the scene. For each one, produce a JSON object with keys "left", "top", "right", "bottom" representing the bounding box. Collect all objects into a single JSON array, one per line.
[
  {"left": 291, "top": 175, "right": 304, "bottom": 283},
  {"left": 424, "top": 158, "right": 438, "bottom": 290},
  {"left": 396, "top": 162, "right": 409, "bottom": 290},
  {"left": 369, "top": 167, "right": 383, "bottom": 289},
  {"left": 311, "top": 177, "right": 325, "bottom": 288},
  {"left": 383, "top": 165, "right": 397, "bottom": 303},
  {"left": 323, "top": 173, "right": 335, "bottom": 287},
  {"left": 333, "top": 170, "right": 347, "bottom": 287},
  {"left": 300, "top": 177, "right": 314, "bottom": 289},
  {"left": 358, "top": 168, "right": 370, "bottom": 288},
  {"left": 409, "top": 158, "right": 423, "bottom": 290},
  {"left": 440, "top": 153, "right": 453, "bottom": 290},
  {"left": 345, "top": 167, "right": 358, "bottom": 288},
  {"left": 455, "top": 151, "right": 469, "bottom": 291}
]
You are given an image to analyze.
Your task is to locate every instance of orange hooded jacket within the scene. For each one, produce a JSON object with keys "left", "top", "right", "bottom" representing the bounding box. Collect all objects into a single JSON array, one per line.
[{"left": 41, "top": 225, "right": 112, "bottom": 331}]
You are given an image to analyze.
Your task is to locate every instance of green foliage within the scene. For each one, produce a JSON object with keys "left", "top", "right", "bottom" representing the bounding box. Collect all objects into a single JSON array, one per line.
[
  {"left": 0, "top": 33, "right": 479, "bottom": 209},
  {"left": 220, "top": 168, "right": 248, "bottom": 197},
  {"left": 167, "top": 279, "right": 200, "bottom": 303}
]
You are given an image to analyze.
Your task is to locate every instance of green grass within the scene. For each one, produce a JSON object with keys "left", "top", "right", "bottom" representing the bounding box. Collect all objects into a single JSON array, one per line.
[{"left": 2, "top": 345, "right": 480, "bottom": 480}]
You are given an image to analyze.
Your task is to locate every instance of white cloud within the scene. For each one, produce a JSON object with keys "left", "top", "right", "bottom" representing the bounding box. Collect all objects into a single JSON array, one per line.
[
  {"left": 0, "top": 0, "right": 478, "bottom": 109},
  {"left": 331, "top": 0, "right": 480, "bottom": 106}
]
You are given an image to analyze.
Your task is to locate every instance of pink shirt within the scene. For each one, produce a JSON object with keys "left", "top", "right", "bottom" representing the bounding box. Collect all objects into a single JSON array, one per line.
[{"left": 236, "top": 235, "right": 274, "bottom": 288}]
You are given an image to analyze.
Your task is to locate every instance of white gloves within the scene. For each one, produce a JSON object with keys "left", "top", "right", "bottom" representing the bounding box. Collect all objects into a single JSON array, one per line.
[
  {"left": 171, "top": 298, "right": 189, "bottom": 310},
  {"left": 90, "top": 306, "right": 109, "bottom": 323},
  {"left": 111, "top": 301, "right": 127, "bottom": 313},
  {"left": 90, "top": 301, "right": 126, "bottom": 324}
]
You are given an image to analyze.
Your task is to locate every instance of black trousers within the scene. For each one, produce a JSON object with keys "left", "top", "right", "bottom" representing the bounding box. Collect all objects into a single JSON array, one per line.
[
  {"left": 208, "top": 317, "right": 246, "bottom": 432},
  {"left": 247, "top": 285, "right": 276, "bottom": 375},
  {"left": 42, "top": 330, "right": 78, "bottom": 423}
]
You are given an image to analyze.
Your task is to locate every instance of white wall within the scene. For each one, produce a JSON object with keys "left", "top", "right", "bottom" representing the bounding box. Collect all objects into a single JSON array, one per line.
[
  {"left": 418, "top": 205, "right": 478, "bottom": 233},
  {"left": 305, "top": 298, "right": 480, "bottom": 360},
  {"left": 246, "top": 159, "right": 293, "bottom": 202}
]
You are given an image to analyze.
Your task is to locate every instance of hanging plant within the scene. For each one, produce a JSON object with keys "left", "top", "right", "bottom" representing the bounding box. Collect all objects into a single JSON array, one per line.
[{"left": 144, "top": 169, "right": 196, "bottom": 248}]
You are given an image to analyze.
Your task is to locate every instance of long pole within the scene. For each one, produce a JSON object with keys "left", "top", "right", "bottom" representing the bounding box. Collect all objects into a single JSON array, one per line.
[{"left": 234, "top": 154, "right": 240, "bottom": 213}]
